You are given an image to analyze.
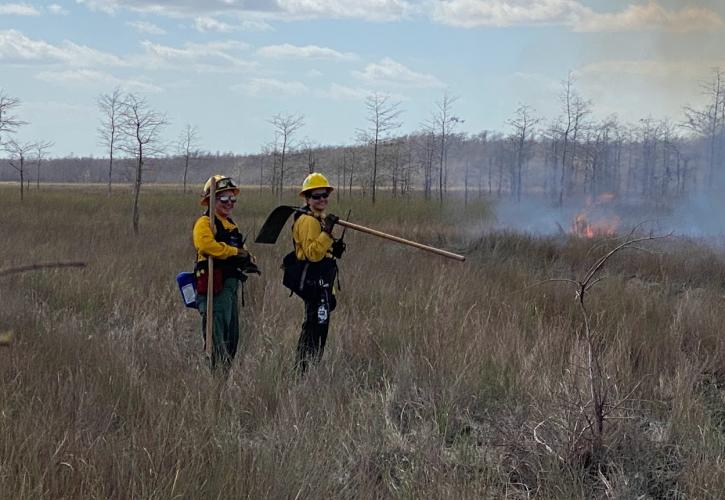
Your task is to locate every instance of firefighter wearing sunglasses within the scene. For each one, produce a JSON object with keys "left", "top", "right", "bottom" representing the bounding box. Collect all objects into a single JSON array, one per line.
[
  {"left": 193, "top": 175, "right": 260, "bottom": 370},
  {"left": 291, "top": 172, "right": 346, "bottom": 373}
]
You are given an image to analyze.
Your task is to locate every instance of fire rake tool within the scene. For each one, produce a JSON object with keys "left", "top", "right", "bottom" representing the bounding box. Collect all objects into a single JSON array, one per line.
[
  {"left": 205, "top": 178, "right": 217, "bottom": 358},
  {"left": 255, "top": 205, "right": 466, "bottom": 262}
]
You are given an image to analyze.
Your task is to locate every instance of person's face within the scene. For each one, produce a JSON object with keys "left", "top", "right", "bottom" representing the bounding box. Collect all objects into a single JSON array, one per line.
[
  {"left": 214, "top": 190, "right": 236, "bottom": 217},
  {"left": 306, "top": 189, "right": 330, "bottom": 212}
]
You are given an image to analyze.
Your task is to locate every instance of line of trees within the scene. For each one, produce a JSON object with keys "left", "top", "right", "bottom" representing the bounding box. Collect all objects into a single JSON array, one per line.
[
  {"left": 0, "top": 89, "right": 54, "bottom": 201},
  {"left": 1, "top": 86, "right": 168, "bottom": 234},
  {"left": 3, "top": 67, "right": 725, "bottom": 210},
  {"left": 253, "top": 69, "right": 723, "bottom": 205}
]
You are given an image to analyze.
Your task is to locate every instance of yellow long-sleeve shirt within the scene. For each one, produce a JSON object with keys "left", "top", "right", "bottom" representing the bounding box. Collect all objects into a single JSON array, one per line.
[
  {"left": 193, "top": 215, "right": 247, "bottom": 262},
  {"left": 293, "top": 213, "right": 333, "bottom": 262}
]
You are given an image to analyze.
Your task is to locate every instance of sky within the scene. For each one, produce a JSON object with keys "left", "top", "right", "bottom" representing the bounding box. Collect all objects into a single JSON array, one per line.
[{"left": 1, "top": 0, "right": 724, "bottom": 157}]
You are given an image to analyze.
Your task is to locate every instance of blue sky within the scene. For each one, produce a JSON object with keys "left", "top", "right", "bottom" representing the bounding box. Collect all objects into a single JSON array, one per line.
[{"left": 1, "top": 0, "right": 723, "bottom": 157}]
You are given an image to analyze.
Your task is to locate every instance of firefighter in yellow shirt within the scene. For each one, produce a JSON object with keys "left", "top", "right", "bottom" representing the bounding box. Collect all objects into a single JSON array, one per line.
[
  {"left": 292, "top": 172, "right": 345, "bottom": 373},
  {"left": 193, "top": 175, "right": 259, "bottom": 370}
]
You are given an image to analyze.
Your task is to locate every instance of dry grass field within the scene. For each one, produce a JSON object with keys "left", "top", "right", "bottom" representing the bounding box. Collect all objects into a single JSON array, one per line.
[{"left": 1, "top": 185, "right": 725, "bottom": 499}]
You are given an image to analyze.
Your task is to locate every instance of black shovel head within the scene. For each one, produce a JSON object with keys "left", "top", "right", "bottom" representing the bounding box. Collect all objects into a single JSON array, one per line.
[{"left": 255, "top": 205, "right": 299, "bottom": 244}]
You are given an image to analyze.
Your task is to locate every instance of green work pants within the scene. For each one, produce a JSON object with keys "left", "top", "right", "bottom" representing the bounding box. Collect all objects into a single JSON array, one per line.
[{"left": 197, "top": 277, "right": 240, "bottom": 370}]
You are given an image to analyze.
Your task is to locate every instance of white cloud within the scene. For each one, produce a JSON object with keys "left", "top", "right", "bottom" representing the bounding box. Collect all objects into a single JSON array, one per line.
[
  {"left": 277, "top": 0, "right": 413, "bottom": 21},
  {"left": 0, "top": 29, "right": 126, "bottom": 66},
  {"left": 75, "top": 0, "right": 412, "bottom": 21},
  {"left": 35, "top": 68, "right": 163, "bottom": 92},
  {"left": 574, "top": 1, "right": 724, "bottom": 33},
  {"left": 430, "top": 0, "right": 724, "bottom": 32},
  {"left": 74, "top": 0, "right": 117, "bottom": 14},
  {"left": 193, "top": 16, "right": 273, "bottom": 32},
  {"left": 232, "top": 77, "right": 308, "bottom": 96},
  {"left": 47, "top": 3, "right": 68, "bottom": 14},
  {"left": 194, "top": 16, "right": 236, "bottom": 32},
  {"left": 0, "top": 30, "right": 256, "bottom": 75},
  {"left": 237, "top": 19, "right": 274, "bottom": 31},
  {"left": 135, "top": 40, "right": 255, "bottom": 73},
  {"left": 430, "top": 0, "right": 583, "bottom": 28},
  {"left": 257, "top": 43, "right": 356, "bottom": 60},
  {"left": 352, "top": 57, "right": 444, "bottom": 88},
  {"left": 0, "top": 2, "right": 40, "bottom": 15},
  {"left": 322, "top": 82, "right": 368, "bottom": 100},
  {"left": 127, "top": 20, "right": 166, "bottom": 35}
]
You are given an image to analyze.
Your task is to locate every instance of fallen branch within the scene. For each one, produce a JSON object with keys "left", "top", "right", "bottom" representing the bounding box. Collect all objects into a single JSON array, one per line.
[{"left": 0, "top": 261, "right": 86, "bottom": 278}]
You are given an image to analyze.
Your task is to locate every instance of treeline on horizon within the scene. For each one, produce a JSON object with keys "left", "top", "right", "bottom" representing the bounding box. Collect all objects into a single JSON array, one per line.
[{"left": 2, "top": 70, "right": 724, "bottom": 205}]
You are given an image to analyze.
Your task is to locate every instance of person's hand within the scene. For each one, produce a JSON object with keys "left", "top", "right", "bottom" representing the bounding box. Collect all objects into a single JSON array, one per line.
[
  {"left": 232, "top": 252, "right": 261, "bottom": 275},
  {"left": 321, "top": 214, "right": 339, "bottom": 235},
  {"left": 331, "top": 238, "right": 346, "bottom": 258},
  {"left": 242, "top": 261, "right": 261, "bottom": 275}
]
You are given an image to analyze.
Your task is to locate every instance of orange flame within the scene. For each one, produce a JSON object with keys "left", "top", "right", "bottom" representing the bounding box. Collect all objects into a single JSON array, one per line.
[
  {"left": 570, "top": 192, "right": 619, "bottom": 238},
  {"left": 572, "top": 212, "right": 620, "bottom": 238}
]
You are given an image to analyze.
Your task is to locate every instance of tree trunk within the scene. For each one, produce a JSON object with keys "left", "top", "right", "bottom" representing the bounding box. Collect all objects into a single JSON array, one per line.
[
  {"left": 19, "top": 159, "right": 24, "bottom": 202},
  {"left": 183, "top": 155, "right": 189, "bottom": 194},
  {"left": 132, "top": 146, "right": 143, "bottom": 235},
  {"left": 372, "top": 132, "right": 379, "bottom": 204},
  {"left": 108, "top": 150, "right": 113, "bottom": 196}
]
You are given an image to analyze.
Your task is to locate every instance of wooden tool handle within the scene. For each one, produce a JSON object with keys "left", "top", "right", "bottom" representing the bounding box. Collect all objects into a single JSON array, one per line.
[
  {"left": 336, "top": 220, "right": 466, "bottom": 262},
  {"left": 205, "top": 179, "right": 217, "bottom": 357}
]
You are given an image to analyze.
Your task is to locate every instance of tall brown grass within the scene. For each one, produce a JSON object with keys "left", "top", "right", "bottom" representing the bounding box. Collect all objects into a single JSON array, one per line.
[{"left": 1, "top": 185, "right": 724, "bottom": 499}]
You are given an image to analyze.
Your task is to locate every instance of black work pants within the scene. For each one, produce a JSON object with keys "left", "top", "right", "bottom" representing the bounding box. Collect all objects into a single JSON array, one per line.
[{"left": 296, "top": 284, "right": 336, "bottom": 374}]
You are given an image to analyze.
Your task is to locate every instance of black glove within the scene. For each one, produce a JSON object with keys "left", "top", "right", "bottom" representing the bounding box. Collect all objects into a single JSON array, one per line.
[
  {"left": 331, "top": 238, "right": 346, "bottom": 258},
  {"left": 232, "top": 252, "right": 261, "bottom": 276},
  {"left": 321, "top": 214, "right": 339, "bottom": 235}
]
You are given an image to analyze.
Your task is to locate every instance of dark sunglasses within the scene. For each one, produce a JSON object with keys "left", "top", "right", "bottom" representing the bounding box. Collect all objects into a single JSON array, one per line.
[
  {"left": 308, "top": 192, "right": 330, "bottom": 200},
  {"left": 217, "top": 195, "right": 237, "bottom": 204}
]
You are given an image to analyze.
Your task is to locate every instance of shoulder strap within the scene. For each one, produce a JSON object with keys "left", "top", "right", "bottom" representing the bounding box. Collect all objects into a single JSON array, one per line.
[
  {"left": 210, "top": 214, "right": 226, "bottom": 235},
  {"left": 293, "top": 204, "right": 311, "bottom": 222},
  {"left": 291, "top": 205, "right": 311, "bottom": 255}
]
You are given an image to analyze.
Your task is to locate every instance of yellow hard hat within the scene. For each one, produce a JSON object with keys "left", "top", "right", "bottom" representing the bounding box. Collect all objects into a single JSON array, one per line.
[
  {"left": 200, "top": 175, "right": 240, "bottom": 205},
  {"left": 299, "top": 172, "right": 333, "bottom": 196}
]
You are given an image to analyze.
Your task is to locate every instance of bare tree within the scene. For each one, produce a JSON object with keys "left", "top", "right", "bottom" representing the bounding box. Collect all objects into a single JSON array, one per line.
[
  {"left": 635, "top": 117, "right": 662, "bottom": 198},
  {"left": 269, "top": 113, "right": 304, "bottom": 197},
  {"left": 119, "top": 93, "right": 167, "bottom": 235},
  {"left": 346, "top": 146, "right": 357, "bottom": 197},
  {"left": 0, "top": 90, "right": 26, "bottom": 146},
  {"left": 300, "top": 139, "right": 318, "bottom": 175},
  {"left": 533, "top": 230, "right": 663, "bottom": 467},
  {"left": 259, "top": 141, "right": 276, "bottom": 192},
  {"left": 360, "top": 92, "right": 402, "bottom": 204},
  {"left": 3, "top": 139, "right": 37, "bottom": 200},
  {"left": 684, "top": 67, "right": 725, "bottom": 187},
  {"left": 507, "top": 104, "right": 540, "bottom": 202},
  {"left": 416, "top": 126, "right": 437, "bottom": 200},
  {"left": 552, "top": 74, "right": 591, "bottom": 206},
  {"left": 33, "top": 140, "right": 54, "bottom": 190},
  {"left": 581, "top": 118, "right": 618, "bottom": 198},
  {"left": 430, "top": 92, "right": 461, "bottom": 204},
  {"left": 177, "top": 124, "right": 200, "bottom": 194},
  {"left": 98, "top": 87, "right": 124, "bottom": 195}
]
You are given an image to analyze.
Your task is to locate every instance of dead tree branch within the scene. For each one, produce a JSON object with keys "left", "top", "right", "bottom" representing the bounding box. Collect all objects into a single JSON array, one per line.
[{"left": 0, "top": 262, "right": 86, "bottom": 278}]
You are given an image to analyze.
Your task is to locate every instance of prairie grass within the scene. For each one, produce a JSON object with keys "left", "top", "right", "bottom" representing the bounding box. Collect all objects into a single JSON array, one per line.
[{"left": 1, "top": 185, "right": 725, "bottom": 499}]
